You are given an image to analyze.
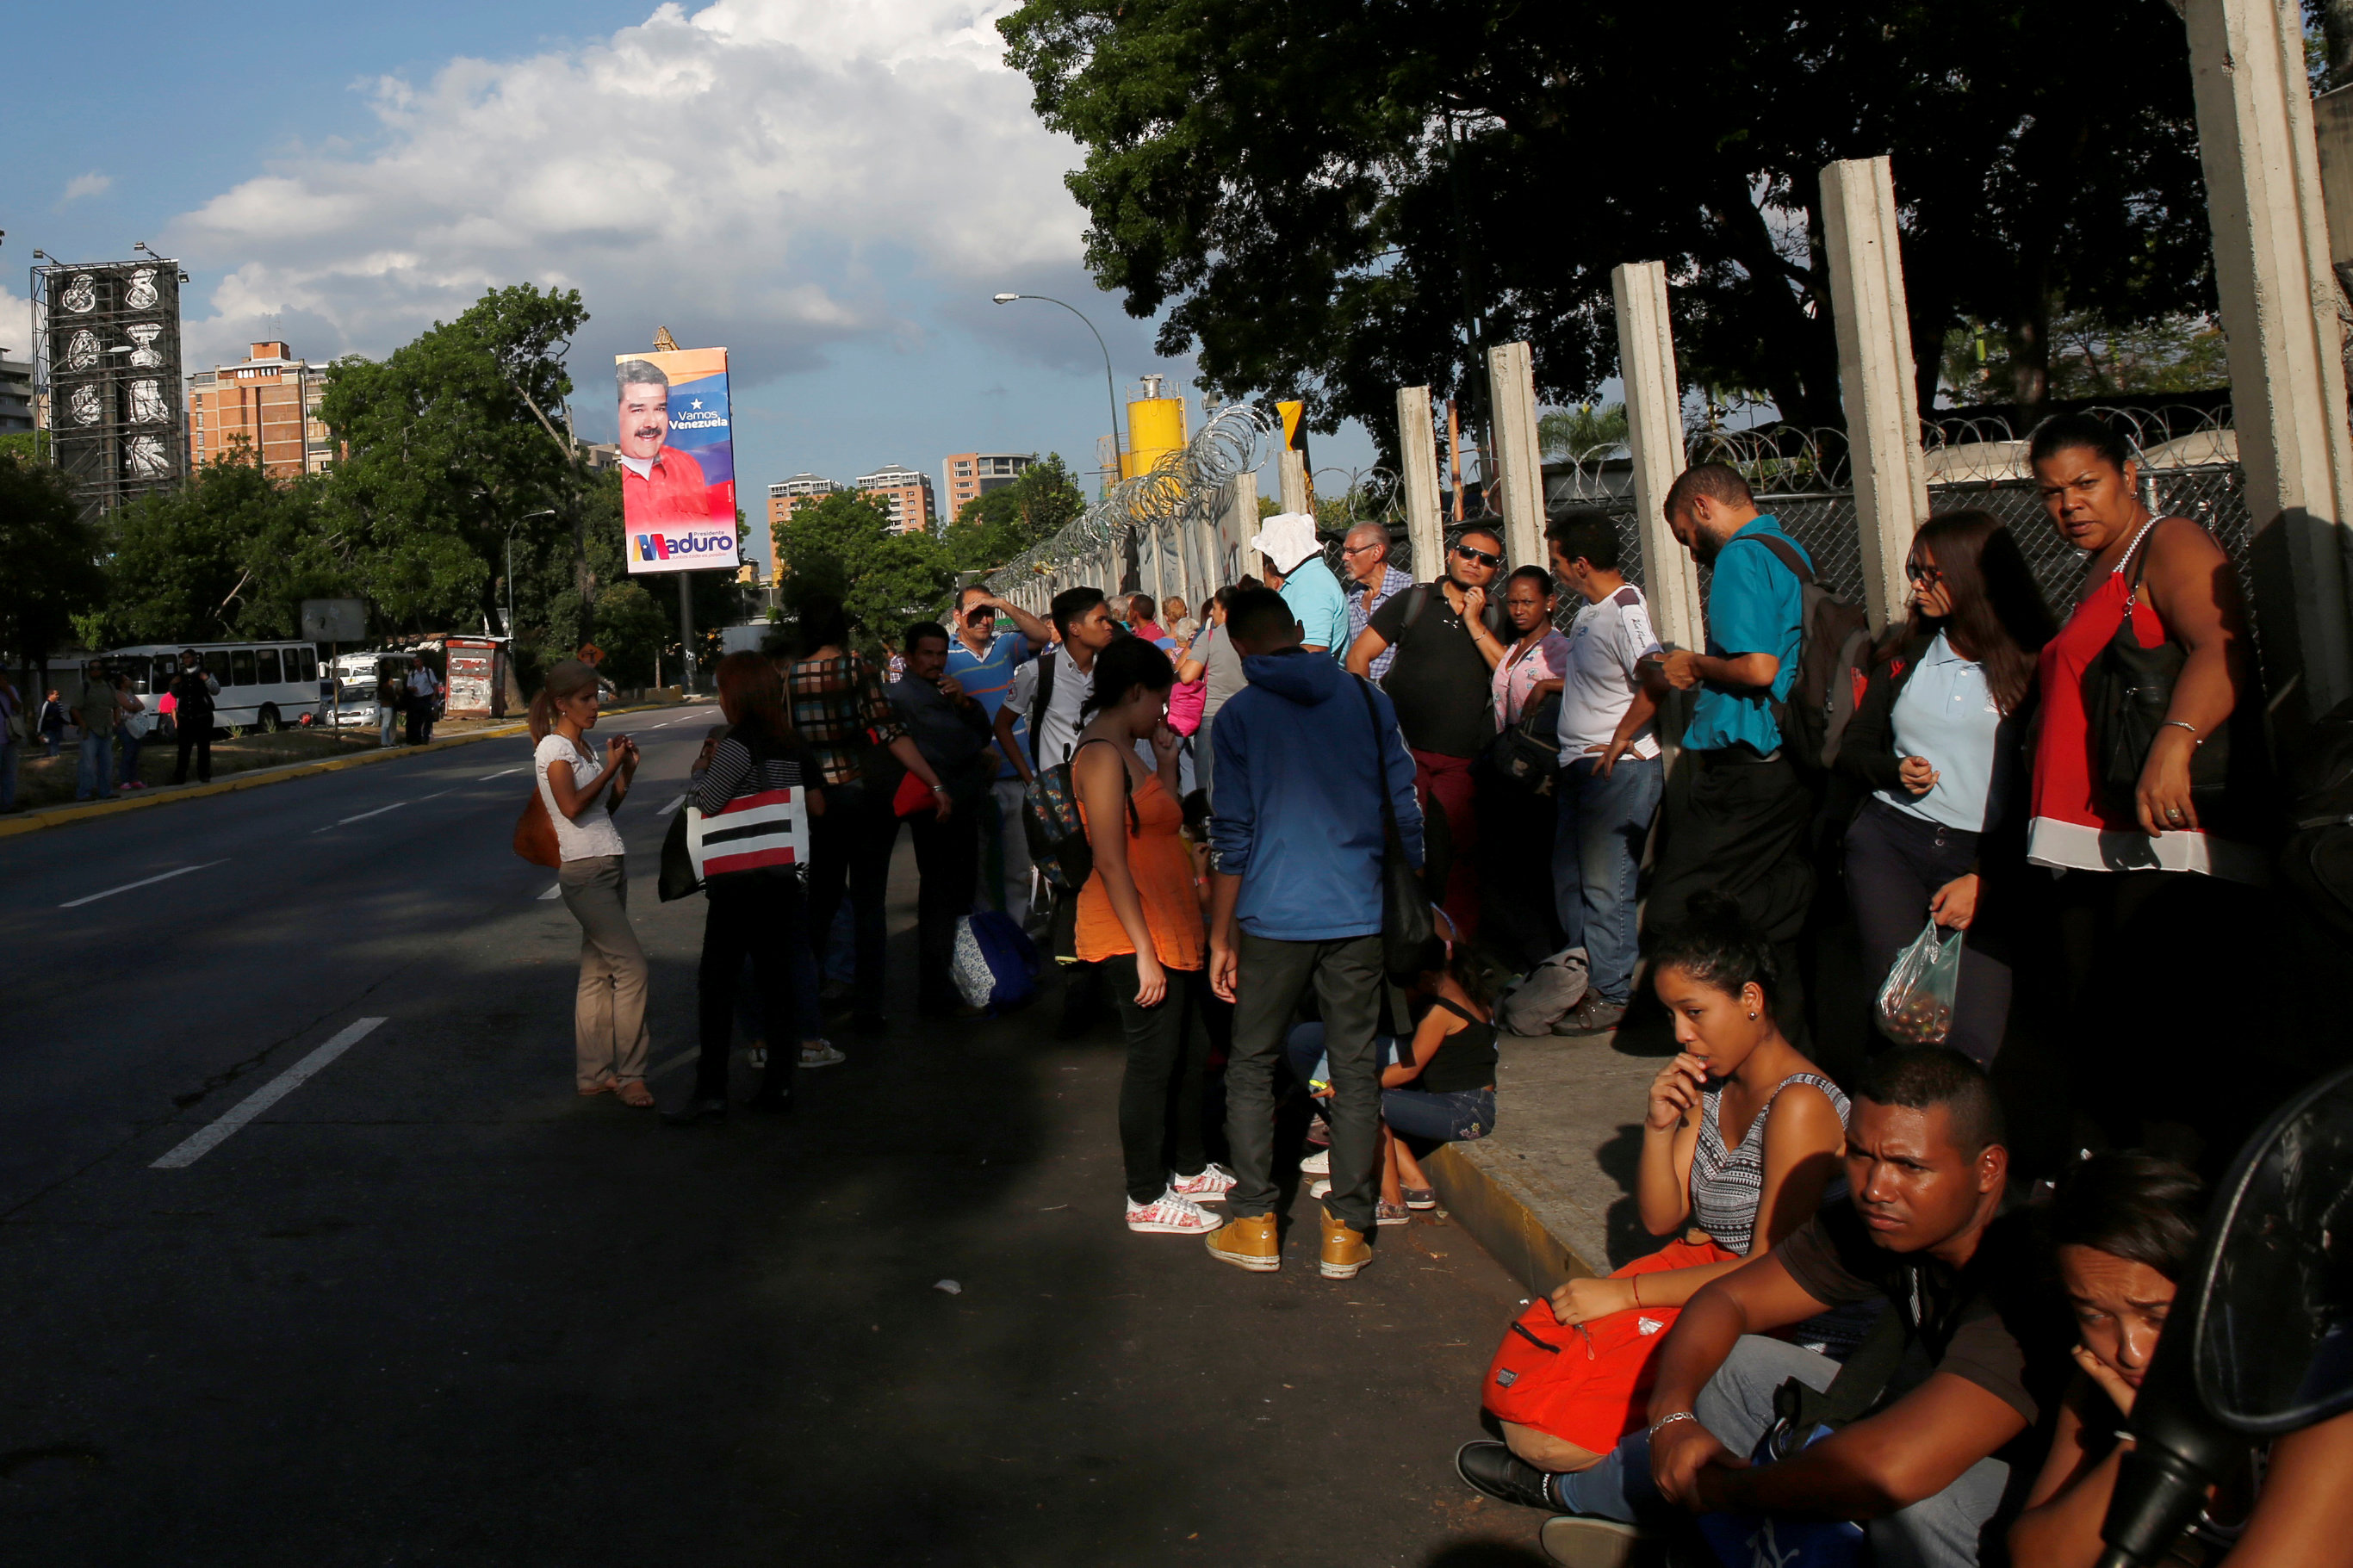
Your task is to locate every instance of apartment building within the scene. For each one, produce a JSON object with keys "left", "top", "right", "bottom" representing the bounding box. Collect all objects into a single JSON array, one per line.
[
  {"left": 0, "top": 353, "right": 33, "bottom": 434},
  {"left": 942, "top": 450, "right": 1036, "bottom": 518},
  {"left": 767, "top": 473, "right": 841, "bottom": 571},
  {"left": 854, "top": 464, "right": 937, "bottom": 535},
  {"left": 185, "top": 340, "right": 334, "bottom": 477}
]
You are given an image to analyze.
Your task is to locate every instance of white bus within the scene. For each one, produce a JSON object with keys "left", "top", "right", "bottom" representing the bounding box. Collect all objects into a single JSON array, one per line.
[{"left": 108, "top": 641, "right": 327, "bottom": 734}]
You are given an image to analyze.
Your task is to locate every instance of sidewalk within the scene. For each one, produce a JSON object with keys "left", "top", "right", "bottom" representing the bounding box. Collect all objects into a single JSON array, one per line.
[{"left": 1424, "top": 1027, "right": 1667, "bottom": 1296}]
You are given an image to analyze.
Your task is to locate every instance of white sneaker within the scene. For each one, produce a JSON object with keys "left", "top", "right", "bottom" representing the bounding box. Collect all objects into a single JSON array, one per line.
[
  {"left": 799, "top": 1040, "right": 846, "bottom": 1069},
  {"left": 1309, "top": 1178, "right": 1332, "bottom": 1200},
  {"left": 1168, "top": 1162, "right": 1237, "bottom": 1203},
  {"left": 1300, "top": 1147, "right": 1331, "bottom": 1176},
  {"left": 1126, "top": 1188, "right": 1225, "bottom": 1234}
]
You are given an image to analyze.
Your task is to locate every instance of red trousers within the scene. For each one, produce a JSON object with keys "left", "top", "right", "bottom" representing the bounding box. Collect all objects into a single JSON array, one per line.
[{"left": 1413, "top": 749, "right": 1480, "bottom": 939}]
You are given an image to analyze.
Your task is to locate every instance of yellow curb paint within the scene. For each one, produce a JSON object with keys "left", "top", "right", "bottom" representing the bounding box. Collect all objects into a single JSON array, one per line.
[{"left": 0, "top": 703, "right": 687, "bottom": 841}]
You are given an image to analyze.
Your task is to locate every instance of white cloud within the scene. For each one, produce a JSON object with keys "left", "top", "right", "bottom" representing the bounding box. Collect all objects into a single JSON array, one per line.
[
  {"left": 60, "top": 171, "right": 113, "bottom": 203},
  {"left": 165, "top": 0, "right": 1091, "bottom": 394}
]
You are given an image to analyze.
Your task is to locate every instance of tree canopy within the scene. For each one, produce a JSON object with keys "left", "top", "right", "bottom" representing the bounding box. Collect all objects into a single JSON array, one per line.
[
  {"left": 999, "top": 0, "right": 2213, "bottom": 444},
  {"left": 776, "top": 492, "right": 956, "bottom": 644},
  {"left": 0, "top": 454, "right": 106, "bottom": 678},
  {"left": 943, "top": 452, "right": 1088, "bottom": 573}
]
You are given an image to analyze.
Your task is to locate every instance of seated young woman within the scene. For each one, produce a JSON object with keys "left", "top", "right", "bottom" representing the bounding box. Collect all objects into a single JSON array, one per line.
[
  {"left": 2010, "top": 1152, "right": 2249, "bottom": 1566},
  {"left": 1459, "top": 896, "right": 1851, "bottom": 1492},
  {"left": 1286, "top": 929, "right": 1499, "bottom": 1226}
]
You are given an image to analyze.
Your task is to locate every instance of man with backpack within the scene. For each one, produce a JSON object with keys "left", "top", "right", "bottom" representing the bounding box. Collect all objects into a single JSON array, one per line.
[
  {"left": 997, "top": 586, "right": 1120, "bottom": 1032},
  {"left": 1649, "top": 464, "right": 1826, "bottom": 1028},
  {"left": 1204, "top": 586, "right": 1423, "bottom": 1281}
]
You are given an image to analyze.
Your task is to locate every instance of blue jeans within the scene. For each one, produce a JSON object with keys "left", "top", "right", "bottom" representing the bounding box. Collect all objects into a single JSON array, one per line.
[
  {"left": 1552, "top": 753, "right": 1663, "bottom": 1004},
  {"left": 1285, "top": 1024, "right": 1496, "bottom": 1144},
  {"left": 117, "top": 733, "right": 144, "bottom": 786},
  {"left": 75, "top": 734, "right": 115, "bottom": 801}
]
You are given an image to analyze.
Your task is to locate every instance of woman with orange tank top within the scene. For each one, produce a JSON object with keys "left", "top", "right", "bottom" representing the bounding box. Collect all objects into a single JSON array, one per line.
[{"left": 1071, "top": 635, "right": 1234, "bottom": 1237}]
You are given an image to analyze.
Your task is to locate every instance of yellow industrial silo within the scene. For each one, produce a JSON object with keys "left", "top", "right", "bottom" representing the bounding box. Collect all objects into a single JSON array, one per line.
[{"left": 1121, "top": 374, "right": 1188, "bottom": 480}]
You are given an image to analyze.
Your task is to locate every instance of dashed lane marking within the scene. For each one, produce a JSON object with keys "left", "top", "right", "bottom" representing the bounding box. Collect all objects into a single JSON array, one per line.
[
  {"left": 537, "top": 883, "right": 564, "bottom": 900},
  {"left": 479, "top": 767, "right": 525, "bottom": 780},
  {"left": 151, "top": 1018, "right": 388, "bottom": 1168},
  {"left": 657, "top": 794, "right": 686, "bottom": 816},
  {"left": 60, "top": 860, "right": 230, "bottom": 909}
]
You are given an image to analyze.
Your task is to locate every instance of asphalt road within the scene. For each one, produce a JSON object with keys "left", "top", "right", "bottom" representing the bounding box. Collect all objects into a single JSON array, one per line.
[{"left": 0, "top": 704, "right": 1549, "bottom": 1566}]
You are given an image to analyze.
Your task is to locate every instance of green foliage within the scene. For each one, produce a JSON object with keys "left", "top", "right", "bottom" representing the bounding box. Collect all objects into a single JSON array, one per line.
[
  {"left": 998, "top": 0, "right": 2213, "bottom": 434},
  {"left": 96, "top": 453, "right": 350, "bottom": 646},
  {"left": 1940, "top": 312, "right": 2229, "bottom": 406},
  {"left": 0, "top": 455, "right": 105, "bottom": 666},
  {"left": 943, "top": 452, "right": 1087, "bottom": 572},
  {"left": 776, "top": 491, "right": 955, "bottom": 644},
  {"left": 588, "top": 580, "right": 670, "bottom": 688},
  {"left": 0, "top": 431, "right": 53, "bottom": 464},
  {"left": 1539, "top": 404, "right": 1628, "bottom": 461}
]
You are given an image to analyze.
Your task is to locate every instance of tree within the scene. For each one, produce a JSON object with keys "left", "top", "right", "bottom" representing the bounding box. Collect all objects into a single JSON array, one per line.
[
  {"left": 97, "top": 449, "right": 350, "bottom": 647},
  {"left": 776, "top": 491, "right": 891, "bottom": 603},
  {"left": 999, "top": 0, "right": 2213, "bottom": 440},
  {"left": 0, "top": 454, "right": 106, "bottom": 681},
  {"left": 944, "top": 452, "right": 1089, "bottom": 573},
  {"left": 775, "top": 492, "right": 955, "bottom": 643},
  {"left": 588, "top": 580, "right": 671, "bottom": 687},
  {"left": 1539, "top": 404, "right": 1629, "bottom": 461},
  {"left": 1940, "top": 311, "right": 2229, "bottom": 406},
  {"left": 316, "top": 283, "right": 590, "bottom": 637}
]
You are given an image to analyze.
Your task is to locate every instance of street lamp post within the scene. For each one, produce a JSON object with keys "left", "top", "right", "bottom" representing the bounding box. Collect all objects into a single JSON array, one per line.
[{"left": 991, "top": 293, "right": 1125, "bottom": 493}]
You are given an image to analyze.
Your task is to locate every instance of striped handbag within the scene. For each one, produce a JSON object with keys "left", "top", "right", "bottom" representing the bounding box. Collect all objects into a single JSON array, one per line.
[{"left": 686, "top": 786, "right": 810, "bottom": 880}]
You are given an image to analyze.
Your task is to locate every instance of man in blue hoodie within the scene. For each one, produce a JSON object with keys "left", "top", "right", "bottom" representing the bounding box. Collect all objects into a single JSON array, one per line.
[{"left": 1204, "top": 587, "right": 1425, "bottom": 1280}]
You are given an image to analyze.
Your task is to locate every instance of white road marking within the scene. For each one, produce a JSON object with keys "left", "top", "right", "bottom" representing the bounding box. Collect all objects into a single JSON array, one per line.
[
  {"left": 657, "top": 794, "right": 686, "bottom": 816},
  {"left": 416, "top": 789, "right": 452, "bottom": 802},
  {"left": 60, "top": 860, "right": 229, "bottom": 909},
  {"left": 479, "top": 767, "right": 524, "bottom": 780},
  {"left": 338, "top": 800, "right": 411, "bottom": 826},
  {"left": 537, "top": 883, "right": 564, "bottom": 900},
  {"left": 151, "top": 1018, "right": 388, "bottom": 1168}
]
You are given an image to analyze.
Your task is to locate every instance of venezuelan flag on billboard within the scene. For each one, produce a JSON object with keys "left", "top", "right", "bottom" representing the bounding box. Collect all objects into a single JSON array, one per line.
[{"left": 616, "top": 347, "right": 741, "bottom": 574}]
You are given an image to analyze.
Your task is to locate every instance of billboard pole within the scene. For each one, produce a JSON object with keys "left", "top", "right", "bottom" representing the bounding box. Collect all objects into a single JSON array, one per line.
[{"left": 678, "top": 573, "right": 694, "bottom": 691}]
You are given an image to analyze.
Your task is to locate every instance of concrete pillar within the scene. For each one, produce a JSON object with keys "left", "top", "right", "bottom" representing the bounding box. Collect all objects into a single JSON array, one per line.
[
  {"left": 1610, "top": 262, "right": 1705, "bottom": 653},
  {"left": 2186, "top": 0, "right": 2353, "bottom": 726},
  {"left": 1486, "top": 341, "right": 1545, "bottom": 569},
  {"left": 1821, "top": 155, "right": 1930, "bottom": 632},
  {"left": 1396, "top": 384, "right": 1446, "bottom": 579},
  {"left": 1278, "top": 450, "right": 1310, "bottom": 517}
]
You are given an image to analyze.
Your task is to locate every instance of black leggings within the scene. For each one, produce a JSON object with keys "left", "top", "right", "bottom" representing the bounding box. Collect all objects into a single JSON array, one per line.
[
  {"left": 805, "top": 782, "right": 899, "bottom": 1018},
  {"left": 696, "top": 876, "right": 805, "bottom": 1103},
  {"left": 908, "top": 797, "right": 980, "bottom": 1008},
  {"left": 1843, "top": 797, "right": 2013, "bottom": 1066},
  {"left": 1104, "top": 953, "right": 1211, "bottom": 1204}
]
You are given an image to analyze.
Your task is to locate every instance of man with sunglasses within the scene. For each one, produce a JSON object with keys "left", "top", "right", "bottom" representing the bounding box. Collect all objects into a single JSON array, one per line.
[{"left": 1345, "top": 522, "right": 1509, "bottom": 936}]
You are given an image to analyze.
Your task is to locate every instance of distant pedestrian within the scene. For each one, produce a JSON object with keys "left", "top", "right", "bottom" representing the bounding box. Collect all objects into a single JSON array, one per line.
[
  {"left": 531, "top": 659, "right": 652, "bottom": 1107},
  {"left": 168, "top": 652, "right": 219, "bottom": 784},
  {"left": 40, "top": 688, "right": 67, "bottom": 758},
  {"left": 1176, "top": 587, "right": 1248, "bottom": 803},
  {"left": 408, "top": 657, "right": 440, "bottom": 744},
  {"left": 945, "top": 585, "right": 1052, "bottom": 920},
  {"left": 378, "top": 659, "right": 406, "bottom": 748},
  {"left": 1250, "top": 511, "right": 1350, "bottom": 656},
  {"left": 666, "top": 652, "right": 818, "bottom": 1125},
  {"left": 0, "top": 670, "right": 23, "bottom": 810},
  {"left": 74, "top": 662, "right": 125, "bottom": 803},
  {"left": 113, "top": 673, "right": 150, "bottom": 790},
  {"left": 1205, "top": 586, "right": 1424, "bottom": 1280},
  {"left": 888, "top": 621, "right": 996, "bottom": 1016},
  {"left": 1648, "top": 464, "right": 1818, "bottom": 1028}
]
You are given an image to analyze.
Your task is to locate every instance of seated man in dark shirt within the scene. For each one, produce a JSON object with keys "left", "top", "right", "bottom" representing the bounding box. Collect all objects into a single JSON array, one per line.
[{"left": 1526, "top": 1046, "right": 2071, "bottom": 1568}]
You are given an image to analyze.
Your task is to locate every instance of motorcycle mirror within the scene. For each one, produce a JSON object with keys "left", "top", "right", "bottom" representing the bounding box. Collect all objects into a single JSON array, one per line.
[{"left": 2193, "top": 1063, "right": 2353, "bottom": 1435}]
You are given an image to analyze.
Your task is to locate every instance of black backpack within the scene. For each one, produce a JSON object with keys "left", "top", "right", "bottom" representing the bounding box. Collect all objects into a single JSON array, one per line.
[{"left": 1731, "top": 533, "right": 1873, "bottom": 772}]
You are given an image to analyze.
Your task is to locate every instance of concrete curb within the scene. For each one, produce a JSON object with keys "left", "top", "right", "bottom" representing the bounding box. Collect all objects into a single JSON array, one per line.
[
  {"left": 1425, "top": 1139, "right": 1599, "bottom": 1298},
  {"left": 0, "top": 701, "right": 688, "bottom": 841}
]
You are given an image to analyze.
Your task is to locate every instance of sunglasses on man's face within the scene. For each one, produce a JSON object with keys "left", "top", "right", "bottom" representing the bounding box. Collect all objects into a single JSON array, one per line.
[{"left": 1454, "top": 544, "right": 1504, "bottom": 569}]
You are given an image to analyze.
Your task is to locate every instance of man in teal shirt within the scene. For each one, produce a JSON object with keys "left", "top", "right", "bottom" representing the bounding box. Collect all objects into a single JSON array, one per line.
[
  {"left": 1250, "top": 511, "right": 1350, "bottom": 657},
  {"left": 1648, "top": 462, "right": 1818, "bottom": 1032}
]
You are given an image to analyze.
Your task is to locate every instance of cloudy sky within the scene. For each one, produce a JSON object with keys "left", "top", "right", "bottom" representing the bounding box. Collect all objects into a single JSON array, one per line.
[{"left": 7, "top": 0, "right": 1382, "bottom": 571}]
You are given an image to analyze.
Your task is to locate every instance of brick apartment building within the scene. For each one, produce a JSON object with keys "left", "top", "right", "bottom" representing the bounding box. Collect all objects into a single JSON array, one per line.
[
  {"left": 942, "top": 450, "right": 1036, "bottom": 518},
  {"left": 854, "top": 464, "right": 937, "bottom": 535},
  {"left": 766, "top": 473, "right": 842, "bottom": 576},
  {"left": 186, "top": 340, "right": 335, "bottom": 477}
]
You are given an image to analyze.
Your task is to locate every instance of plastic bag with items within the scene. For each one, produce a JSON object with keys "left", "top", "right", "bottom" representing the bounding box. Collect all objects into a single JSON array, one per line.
[{"left": 1874, "top": 920, "right": 1960, "bottom": 1046}]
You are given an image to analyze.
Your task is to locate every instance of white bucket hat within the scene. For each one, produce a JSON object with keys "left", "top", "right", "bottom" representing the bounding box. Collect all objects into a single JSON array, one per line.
[{"left": 1247, "top": 511, "right": 1322, "bottom": 574}]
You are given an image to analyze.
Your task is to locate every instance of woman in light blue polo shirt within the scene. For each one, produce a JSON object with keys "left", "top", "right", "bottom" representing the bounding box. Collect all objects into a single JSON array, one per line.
[{"left": 1835, "top": 511, "right": 2054, "bottom": 1066}]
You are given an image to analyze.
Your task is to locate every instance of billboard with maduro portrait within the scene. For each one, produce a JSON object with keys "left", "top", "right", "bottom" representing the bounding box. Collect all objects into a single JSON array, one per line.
[{"left": 616, "top": 347, "right": 741, "bottom": 574}]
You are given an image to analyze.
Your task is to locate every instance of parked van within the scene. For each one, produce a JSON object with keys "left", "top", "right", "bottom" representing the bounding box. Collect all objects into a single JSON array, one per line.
[{"left": 108, "top": 641, "right": 326, "bottom": 734}]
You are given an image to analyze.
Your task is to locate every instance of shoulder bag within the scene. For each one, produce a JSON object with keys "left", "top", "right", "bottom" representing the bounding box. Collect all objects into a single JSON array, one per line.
[
  {"left": 514, "top": 785, "right": 561, "bottom": 868},
  {"left": 1351, "top": 677, "right": 1435, "bottom": 972},
  {"left": 2084, "top": 523, "right": 2231, "bottom": 817}
]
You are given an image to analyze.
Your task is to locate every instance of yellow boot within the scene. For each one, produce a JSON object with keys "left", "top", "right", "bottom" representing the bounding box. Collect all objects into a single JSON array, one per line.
[
  {"left": 1205, "top": 1210, "right": 1280, "bottom": 1272},
  {"left": 1319, "top": 1208, "right": 1373, "bottom": 1280}
]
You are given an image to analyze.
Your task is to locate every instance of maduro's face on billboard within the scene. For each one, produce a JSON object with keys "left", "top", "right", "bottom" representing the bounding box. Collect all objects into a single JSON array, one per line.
[{"left": 618, "top": 377, "right": 670, "bottom": 462}]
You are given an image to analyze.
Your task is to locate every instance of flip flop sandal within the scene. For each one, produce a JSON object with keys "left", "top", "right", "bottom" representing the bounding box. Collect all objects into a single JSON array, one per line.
[{"left": 613, "top": 1081, "right": 655, "bottom": 1107}]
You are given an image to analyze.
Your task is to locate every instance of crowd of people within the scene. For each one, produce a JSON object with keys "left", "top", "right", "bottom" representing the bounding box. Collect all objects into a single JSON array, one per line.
[{"left": 520, "top": 408, "right": 2338, "bottom": 1565}]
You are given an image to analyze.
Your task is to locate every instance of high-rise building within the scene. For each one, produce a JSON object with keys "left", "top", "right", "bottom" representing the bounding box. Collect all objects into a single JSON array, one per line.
[
  {"left": 854, "top": 464, "right": 937, "bottom": 535},
  {"left": 767, "top": 473, "right": 841, "bottom": 575},
  {"left": 0, "top": 353, "right": 33, "bottom": 434},
  {"left": 942, "top": 450, "right": 1037, "bottom": 519},
  {"left": 186, "top": 341, "right": 334, "bottom": 478}
]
